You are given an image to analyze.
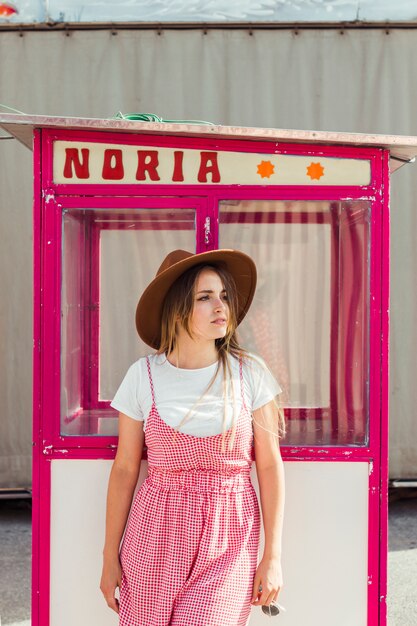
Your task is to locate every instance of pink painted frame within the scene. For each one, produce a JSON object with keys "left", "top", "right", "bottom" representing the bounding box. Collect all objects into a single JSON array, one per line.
[
  {"left": 378, "top": 149, "right": 390, "bottom": 625},
  {"left": 32, "top": 128, "right": 43, "bottom": 626},
  {"left": 32, "top": 128, "right": 389, "bottom": 626}
]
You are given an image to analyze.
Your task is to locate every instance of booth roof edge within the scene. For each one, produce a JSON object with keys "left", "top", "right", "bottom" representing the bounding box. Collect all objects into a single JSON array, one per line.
[{"left": 0, "top": 113, "right": 416, "bottom": 172}]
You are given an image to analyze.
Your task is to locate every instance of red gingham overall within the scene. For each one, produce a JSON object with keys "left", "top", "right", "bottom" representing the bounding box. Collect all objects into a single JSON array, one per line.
[{"left": 119, "top": 356, "right": 261, "bottom": 626}]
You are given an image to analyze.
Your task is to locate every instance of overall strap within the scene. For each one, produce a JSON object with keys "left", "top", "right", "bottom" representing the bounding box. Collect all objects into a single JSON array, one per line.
[
  {"left": 145, "top": 356, "right": 156, "bottom": 406},
  {"left": 238, "top": 356, "right": 249, "bottom": 412}
]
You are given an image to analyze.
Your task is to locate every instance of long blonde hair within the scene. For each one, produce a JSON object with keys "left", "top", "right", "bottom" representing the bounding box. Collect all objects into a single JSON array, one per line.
[{"left": 156, "top": 262, "right": 286, "bottom": 451}]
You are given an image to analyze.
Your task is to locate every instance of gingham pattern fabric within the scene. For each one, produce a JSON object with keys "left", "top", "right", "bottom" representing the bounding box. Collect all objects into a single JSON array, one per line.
[{"left": 119, "top": 356, "right": 261, "bottom": 626}]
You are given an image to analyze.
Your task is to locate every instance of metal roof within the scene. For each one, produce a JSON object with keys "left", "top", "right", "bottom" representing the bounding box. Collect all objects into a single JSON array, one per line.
[{"left": 1, "top": 112, "right": 417, "bottom": 173}]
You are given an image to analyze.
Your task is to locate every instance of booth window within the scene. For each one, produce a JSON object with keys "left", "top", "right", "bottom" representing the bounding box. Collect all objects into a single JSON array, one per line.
[
  {"left": 219, "top": 200, "right": 370, "bottom": 447},
  {"left": 60, "top": 206, "right": 196, "bottom": 436},
  {"left": 59, "top": 199, "right": 370, "bottom": 446}
]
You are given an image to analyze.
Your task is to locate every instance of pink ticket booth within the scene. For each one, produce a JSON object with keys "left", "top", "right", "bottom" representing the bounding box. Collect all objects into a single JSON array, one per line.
[{"left": 1, "top": 113, "right": 415, "bottom": 626}]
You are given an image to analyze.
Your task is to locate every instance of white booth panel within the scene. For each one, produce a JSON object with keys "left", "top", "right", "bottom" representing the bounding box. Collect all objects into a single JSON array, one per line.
[
  {"left": 277, "top": 462, "right": 369, "bottom": 626},
  {"left": 50, "top": 460, "right": 369, "bottom": 626}
]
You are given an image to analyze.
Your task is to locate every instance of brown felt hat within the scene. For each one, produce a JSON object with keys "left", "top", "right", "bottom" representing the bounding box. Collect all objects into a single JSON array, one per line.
[{"left": 136, "top": 249, "right": 257, "bottom": 349}]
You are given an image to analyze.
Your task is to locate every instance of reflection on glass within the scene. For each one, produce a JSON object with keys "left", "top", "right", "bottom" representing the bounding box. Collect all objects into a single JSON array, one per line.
[
  {"left": 219, "top": 200, "right": 370, "bottom": 447},
  {"left": 61, "top": 207, "right": 196, "bottom": 436}
]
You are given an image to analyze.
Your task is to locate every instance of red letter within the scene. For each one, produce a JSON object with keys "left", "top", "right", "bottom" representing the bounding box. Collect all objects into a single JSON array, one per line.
[
  {"left": 197, "top": 152, "right": 220, "bottom": 183},
  {"left": 136, "top": 150, "right": 160, "bottom": 181},
  {"left": 172, "top": 151, "right": 184, "bottom": 182},
  {"left": 63, "top": 148, "right": 90, "bottom": 179},
  {"left": 102, "top": 149, "right": 124, "bottom": 180}
]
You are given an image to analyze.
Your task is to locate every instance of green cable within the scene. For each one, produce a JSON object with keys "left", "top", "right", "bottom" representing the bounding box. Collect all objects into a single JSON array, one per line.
[
  {"left": 0, "top": 106, "right": 215, "bottom": 126},
  {"left": 114, "top": 111, "right": 215, "bottom": 126}
]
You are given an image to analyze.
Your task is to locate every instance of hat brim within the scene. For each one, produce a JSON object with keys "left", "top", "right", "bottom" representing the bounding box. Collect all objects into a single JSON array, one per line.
[{"left": 136, "top": 249, "right": 257, "bottom": 349}]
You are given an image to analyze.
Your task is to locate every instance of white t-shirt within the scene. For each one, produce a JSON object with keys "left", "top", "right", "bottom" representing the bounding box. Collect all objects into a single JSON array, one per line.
[{"left": 111, "top": 352, "right": 283, "bottom": 437}]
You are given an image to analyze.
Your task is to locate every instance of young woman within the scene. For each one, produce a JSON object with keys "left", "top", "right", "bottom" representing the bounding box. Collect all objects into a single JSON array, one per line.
[{"left": 100, "top": 248, "right": 286, "bottom": 625}]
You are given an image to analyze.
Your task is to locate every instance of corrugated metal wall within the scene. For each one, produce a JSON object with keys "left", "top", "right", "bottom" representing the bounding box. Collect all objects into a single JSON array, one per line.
[{"left": 0, "top": 26, "right": 416, "bottom": 486}]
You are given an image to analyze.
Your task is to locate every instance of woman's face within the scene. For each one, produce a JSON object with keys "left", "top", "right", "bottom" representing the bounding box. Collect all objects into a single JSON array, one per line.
[{"left": 188, "top": 268, "right": 229, "bottom": 341}]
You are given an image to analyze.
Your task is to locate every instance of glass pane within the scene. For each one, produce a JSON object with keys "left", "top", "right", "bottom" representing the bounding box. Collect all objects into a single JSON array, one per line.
[
  {"left": 61, "top": 206, "right": 196, "bottom": 436},
  {"left": 219, "top": 200, "right": 370, "bottom": 447}
]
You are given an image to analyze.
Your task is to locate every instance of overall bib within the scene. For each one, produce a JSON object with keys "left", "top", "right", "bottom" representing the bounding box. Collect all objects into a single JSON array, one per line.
[{"left": 119, "top": 356, "right": 261, "bottom": 626}]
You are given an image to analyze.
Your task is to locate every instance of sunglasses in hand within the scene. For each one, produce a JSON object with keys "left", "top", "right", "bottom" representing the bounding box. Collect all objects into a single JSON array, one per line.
[
  {"left": 261, "top": 600, "right": 286, "bottom": 617},
  {"left": 256, "top": 586, "right": 286, "bottom": 617}
]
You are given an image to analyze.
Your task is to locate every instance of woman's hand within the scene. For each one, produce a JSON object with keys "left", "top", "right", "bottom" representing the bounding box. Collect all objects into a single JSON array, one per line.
[
  {"left": 251, "top": 556, "right": 283, "bottom": 607},
  {"left": 100, "top": 555, "right": 122, "bottom": 614}
]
